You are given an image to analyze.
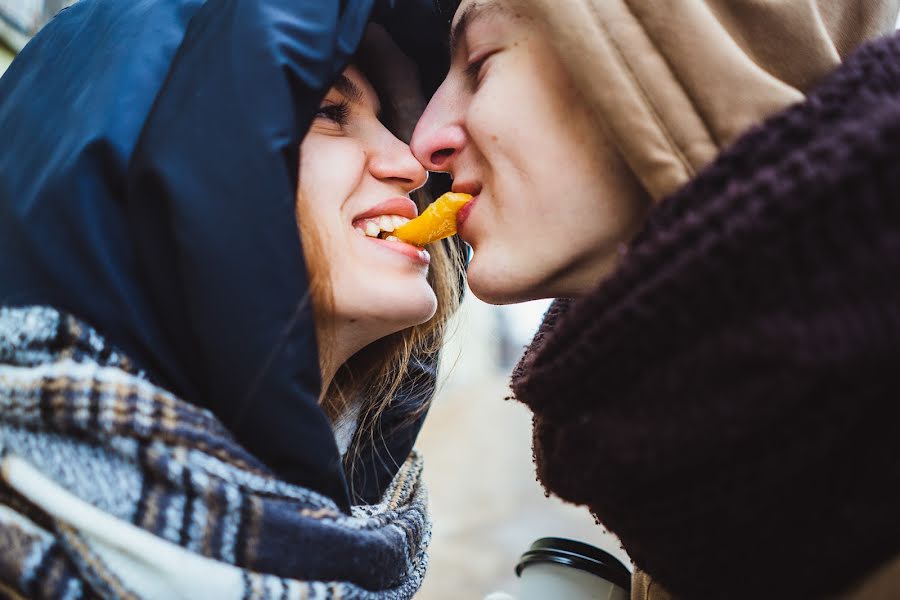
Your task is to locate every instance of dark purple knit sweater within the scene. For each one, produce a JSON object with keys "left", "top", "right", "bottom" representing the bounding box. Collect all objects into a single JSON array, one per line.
[{"left": 511, "top": 33, "right": 900, "bottom": 600}]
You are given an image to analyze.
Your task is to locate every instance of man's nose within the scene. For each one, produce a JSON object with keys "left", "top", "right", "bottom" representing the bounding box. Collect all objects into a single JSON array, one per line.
[{"left": 410, "top": 86, "right": 466, "bottom": 172}]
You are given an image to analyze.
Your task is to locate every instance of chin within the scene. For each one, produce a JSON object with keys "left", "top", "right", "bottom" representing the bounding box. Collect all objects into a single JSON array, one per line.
[
  {"left": 466, "top": 255, "right": 544, "bottom": 305},
  {"left": 404, "top": 293, "right": 439, "bottom": 326},
  {"left": 373, "top": 285, "right": 438, "bottom": 329}
]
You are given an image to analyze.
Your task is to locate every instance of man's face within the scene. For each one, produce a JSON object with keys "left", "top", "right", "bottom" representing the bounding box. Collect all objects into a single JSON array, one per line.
[{"left": 411, "top": 0, "right": 651, "bottom": 303}]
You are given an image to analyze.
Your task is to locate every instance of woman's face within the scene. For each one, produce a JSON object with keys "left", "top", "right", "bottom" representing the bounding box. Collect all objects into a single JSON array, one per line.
[
  {"left": 298, "top": 66, "right": 436, "bottom": 342},
  {"left": 410, "top": 0, "right": 651, "bottom": 303}
]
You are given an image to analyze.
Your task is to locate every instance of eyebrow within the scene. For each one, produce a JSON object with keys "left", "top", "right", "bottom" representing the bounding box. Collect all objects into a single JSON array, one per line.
[
  {"left": 331, "top": 72, "right": 384, "bottom": 119},
  {"left": 332, "top": 73, "right": 366, "bottom": 106},
  {"left": 448, "top": 1, "right": 508, "bottom": 56}
]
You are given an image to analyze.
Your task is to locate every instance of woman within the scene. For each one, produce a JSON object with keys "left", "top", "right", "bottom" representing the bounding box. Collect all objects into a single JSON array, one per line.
[
  {"left": 0, "top": 1, "right": 460, "bottom": 598},
  {"left": 410, "top": 1, "right": 900, "bottom": 599}
]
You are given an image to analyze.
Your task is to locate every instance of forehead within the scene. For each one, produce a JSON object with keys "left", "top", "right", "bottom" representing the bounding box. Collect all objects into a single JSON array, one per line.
[
  {"left": 453, "top": 0, "right": 508, "bottom": 23},
  {"left": 450, "top": 0, "right": 513, "bottom": 48}
]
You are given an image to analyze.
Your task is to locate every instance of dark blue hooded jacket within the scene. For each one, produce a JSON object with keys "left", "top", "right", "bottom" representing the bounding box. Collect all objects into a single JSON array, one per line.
[{"left": 0, "top": 0, "right": 450, "bottom": 512}]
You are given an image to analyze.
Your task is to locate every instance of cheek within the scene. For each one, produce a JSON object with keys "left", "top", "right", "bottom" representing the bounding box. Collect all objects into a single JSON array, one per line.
[
  {"left": 296, "top": 137, "right": 367, "bottom": 304},
  {"left": 467, "top": 86, "right": 563, "bottom": 222},
  {"left": 466, "top": 79, "right": 520, "bottom": 165},
  {"left": 465, "top": 56, "right": 564, "bottom": 188},
  {"left": 297, "top": 137, "right": 367, "bottom": 216}
]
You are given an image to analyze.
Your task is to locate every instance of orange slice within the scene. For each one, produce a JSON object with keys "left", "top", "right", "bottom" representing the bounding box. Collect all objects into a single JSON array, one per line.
[{"left": 392, "top": 192, "right": 473, "bottom": 246}]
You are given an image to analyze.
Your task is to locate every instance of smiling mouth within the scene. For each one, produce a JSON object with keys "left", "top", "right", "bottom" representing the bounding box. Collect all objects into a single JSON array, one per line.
[{"left": 353, "top": 214, "right": 414, "bottom": 242}]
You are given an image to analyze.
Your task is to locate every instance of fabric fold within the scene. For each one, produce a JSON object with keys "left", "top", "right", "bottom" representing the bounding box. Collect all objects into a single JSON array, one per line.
[
  {"left": 510, "top": 0, "right": 900, "bottom": 200},
  {"left": 0, "top": 306, "right": 431, "bottom": 599}
]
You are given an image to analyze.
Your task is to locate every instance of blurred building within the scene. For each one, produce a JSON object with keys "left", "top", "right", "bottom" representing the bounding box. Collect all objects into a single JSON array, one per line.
[
  {"left": 0, "top": 46, "right": 11, "bottom": 72},
  {"left": 1, "top": 0, "right": 74, "bottom": 51}
]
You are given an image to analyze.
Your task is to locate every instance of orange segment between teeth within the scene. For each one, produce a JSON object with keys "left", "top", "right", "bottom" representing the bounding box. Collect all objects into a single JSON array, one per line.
[{"left": 391, "top": 192, "right": 474, "bottom": 247}]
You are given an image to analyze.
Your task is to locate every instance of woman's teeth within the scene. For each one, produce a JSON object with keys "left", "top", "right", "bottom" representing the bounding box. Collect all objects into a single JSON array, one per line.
[
  {"left": 355, "top": 215, "right": 412, "bottom": 239},
  {"left": 353, "top": 216, "right": 430, "bottom": 262}
]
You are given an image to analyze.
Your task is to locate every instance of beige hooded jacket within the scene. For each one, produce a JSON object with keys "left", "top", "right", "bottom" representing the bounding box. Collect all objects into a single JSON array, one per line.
[
  {"left": 501, "top": 1, "right": 900, "bottom": 598},
  {"left": 509, "top": 0, "right": 899, "bottom": 201}
]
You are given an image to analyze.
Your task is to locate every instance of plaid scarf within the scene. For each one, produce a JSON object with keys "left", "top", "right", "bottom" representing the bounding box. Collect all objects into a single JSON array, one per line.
[{"left": 0, "top": 306, "right": 430, "bottom": 599}]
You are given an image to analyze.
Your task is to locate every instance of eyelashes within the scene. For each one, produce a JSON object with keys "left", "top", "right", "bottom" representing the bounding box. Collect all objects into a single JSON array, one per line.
[
  {"left": 464, "top": 53, "right": 493, "bottom": 85},
  {"left": 316, "top": 99, "right": 351, "bottom": 126}
]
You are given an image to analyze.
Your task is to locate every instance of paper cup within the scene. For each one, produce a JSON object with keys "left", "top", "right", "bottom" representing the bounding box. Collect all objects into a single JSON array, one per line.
[{"left": 516, "top": 538, "right": 631, "bottom": 600}]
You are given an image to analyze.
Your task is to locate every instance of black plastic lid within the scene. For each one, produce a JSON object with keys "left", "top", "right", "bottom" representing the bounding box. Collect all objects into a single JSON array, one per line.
[{"left": 515, "top": 537, "right": 632, "bottom": 591}]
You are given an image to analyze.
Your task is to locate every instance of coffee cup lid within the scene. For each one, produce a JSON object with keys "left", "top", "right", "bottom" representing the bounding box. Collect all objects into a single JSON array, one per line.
[{"left": 515, "top": 537, "right": 632, "bottom": 591}]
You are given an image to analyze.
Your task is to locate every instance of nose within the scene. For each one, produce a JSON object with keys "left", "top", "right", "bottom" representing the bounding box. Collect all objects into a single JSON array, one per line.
[
  {"left": 410, "top": 83, "right": 466, "bottom": 172},
  {"left": 369, "top": 133, "right": 428, "bottom": 193}
]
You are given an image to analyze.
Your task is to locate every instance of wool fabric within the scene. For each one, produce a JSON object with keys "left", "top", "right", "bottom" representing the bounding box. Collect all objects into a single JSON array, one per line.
[
  {"left": 0, "top": 306, "right": 431, "bottom": 599},
  {"left": 512, "top": 33, "right": 900, "bottom": 600}
]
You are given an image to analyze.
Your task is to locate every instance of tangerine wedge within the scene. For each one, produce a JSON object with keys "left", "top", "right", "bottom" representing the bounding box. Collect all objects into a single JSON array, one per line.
[{"left": 392, "top": 192, "right": 473, "bottom": 246}]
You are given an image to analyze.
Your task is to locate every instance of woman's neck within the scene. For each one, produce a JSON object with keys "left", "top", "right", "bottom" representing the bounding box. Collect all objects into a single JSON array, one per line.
[{"left": 316, "top": 318, "right": 376, "bottom": 402}]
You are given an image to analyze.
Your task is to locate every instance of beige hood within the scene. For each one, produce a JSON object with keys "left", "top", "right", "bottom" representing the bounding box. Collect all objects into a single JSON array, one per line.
[{"left": 510, "top": 0, "right": 899, "bottom": 200}]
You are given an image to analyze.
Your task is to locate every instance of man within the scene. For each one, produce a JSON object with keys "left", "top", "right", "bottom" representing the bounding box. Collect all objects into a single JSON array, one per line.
[{"left": 410, "top": 1, "right": 900, "bottom": 598}]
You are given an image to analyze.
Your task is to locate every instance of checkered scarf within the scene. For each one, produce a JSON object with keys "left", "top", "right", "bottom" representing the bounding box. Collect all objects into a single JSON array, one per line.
[{"left": 0, "top": 306, "right": 430, "bottom": 599}]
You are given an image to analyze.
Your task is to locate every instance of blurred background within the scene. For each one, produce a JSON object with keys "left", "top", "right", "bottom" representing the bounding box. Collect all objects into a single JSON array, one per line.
[{"left": 416, "top": 296, "right": 630, "bottom": 599}]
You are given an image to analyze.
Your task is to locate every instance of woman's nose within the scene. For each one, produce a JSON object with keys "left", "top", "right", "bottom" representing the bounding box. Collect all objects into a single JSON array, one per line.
[
  {"left": 410, "top": 87, "right": 466, "bottom": 172},
  {"left": 369, "top": 134, "right": 428, "bottom": 192}
]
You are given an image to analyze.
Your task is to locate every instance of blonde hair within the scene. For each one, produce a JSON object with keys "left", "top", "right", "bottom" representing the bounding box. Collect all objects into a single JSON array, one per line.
[
  {"left": 297, "top": 189, "right": 463, "bottom": 481},
  {"left": 296, "top": 41, "right": 465, "bottom": 493}
]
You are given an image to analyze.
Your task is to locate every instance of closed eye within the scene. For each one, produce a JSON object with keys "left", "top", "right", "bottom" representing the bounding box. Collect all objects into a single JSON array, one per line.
[
  {"left": 465, "top": 52, "right": 495, "bottom": 86},
  {"left": 316, "top": 100, "right": 351, "bottom": 126}
]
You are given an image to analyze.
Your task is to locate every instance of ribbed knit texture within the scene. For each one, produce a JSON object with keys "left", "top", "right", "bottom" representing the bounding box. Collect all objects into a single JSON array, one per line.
[{"left": 511, "top": 33, "right": 900, "bottom": 600}]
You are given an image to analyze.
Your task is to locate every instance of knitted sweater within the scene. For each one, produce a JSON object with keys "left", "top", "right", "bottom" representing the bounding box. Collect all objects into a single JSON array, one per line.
[
  {"left": 511, "top": 32, "right": 900, "bottom": 600},
  {"left": 0, "top": 306, "right": 430, "bottom": 599}
]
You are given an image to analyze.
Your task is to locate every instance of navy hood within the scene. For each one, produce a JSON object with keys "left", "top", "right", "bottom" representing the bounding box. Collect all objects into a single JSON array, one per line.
[{"left": 0, "top": 0, "right": 448, "bottom": 511}]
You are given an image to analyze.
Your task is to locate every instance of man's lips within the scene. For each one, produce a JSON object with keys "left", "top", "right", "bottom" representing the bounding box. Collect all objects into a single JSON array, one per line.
[
  {"left": 455, "top": 193, "right": 478, "bottom": 234},
  {"left": 451, "top": 183, "right": 480, "bottom": 235}
]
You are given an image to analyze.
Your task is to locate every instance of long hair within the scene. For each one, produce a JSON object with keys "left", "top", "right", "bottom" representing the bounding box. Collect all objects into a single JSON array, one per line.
[
  {"left": 297, "top": 186, "right": 463, "bottom": 476},
  {"left": 296, "top": 36, "right": 465, "bottom": 493}
]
